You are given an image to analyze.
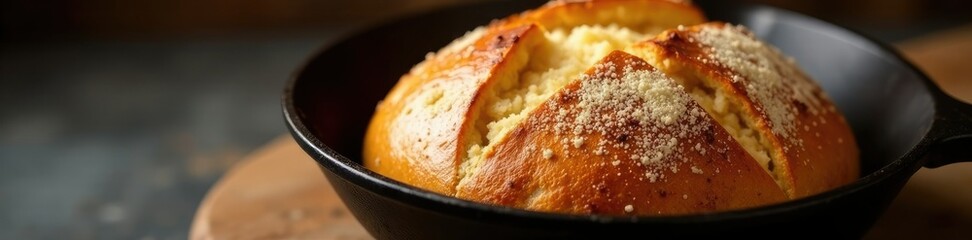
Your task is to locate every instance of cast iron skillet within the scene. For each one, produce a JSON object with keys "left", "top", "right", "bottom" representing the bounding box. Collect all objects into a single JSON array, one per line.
[{"left": 283, "top": 0, "right": 972, "bottom": 239}]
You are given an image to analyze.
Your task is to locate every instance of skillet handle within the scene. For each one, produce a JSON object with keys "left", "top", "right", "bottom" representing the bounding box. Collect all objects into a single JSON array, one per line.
[{"left": 924, "top": 95, "right": 972, "bottom": 168}]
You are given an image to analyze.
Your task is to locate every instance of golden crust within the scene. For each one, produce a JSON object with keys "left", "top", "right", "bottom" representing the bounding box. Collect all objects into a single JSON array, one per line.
[
  {"left": 365, "top": 0, "right": 706, "bottom": 199},
  {"left": 363, "top": 0, "right": 857, "bottom": 215},
  {"left": 455, "top": 51, "right": 788, "bottom": 215},
  {"left": 364, "top": 24, "right": 544, "bottom": 194},
  {"left": 516, "top": 0, "right": 705, "bottom": 31},
  {"left": 636, "top": 23, "right": 859, "bottom": 198}
]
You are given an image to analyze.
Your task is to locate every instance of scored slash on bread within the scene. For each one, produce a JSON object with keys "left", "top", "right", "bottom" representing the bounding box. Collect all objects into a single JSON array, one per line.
[
  {"left": 455, "top": 51, "right": 788, "bottom": 214},
  {"left": 635, "top": 23, "right": 859, "bottom": 198},
  {"left": 364, "top": 0, "right": 858, "bottom": 215}
]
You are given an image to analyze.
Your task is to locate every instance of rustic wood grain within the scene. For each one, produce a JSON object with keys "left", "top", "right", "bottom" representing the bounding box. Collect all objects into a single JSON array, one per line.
[
  {"left": 190, "top": 137, "right": 370, "bottom": 239},
  {"left": 190, "top": 25, "right": 972, "bottom": 240}
]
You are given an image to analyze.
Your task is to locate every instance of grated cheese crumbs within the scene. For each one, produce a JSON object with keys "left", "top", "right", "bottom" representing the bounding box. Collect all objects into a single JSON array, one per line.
[
  {"left": 697, "top": 23, "right": 823, "bottom": 146},
  {"left": 537, "top": 59, "right": 711, "bottom": 183},
  {"left": 542, "top": 148, "right": 554, "bottom": 159},
  {"left": 572, "top": 137, "right": 585, "bottom": 148}
]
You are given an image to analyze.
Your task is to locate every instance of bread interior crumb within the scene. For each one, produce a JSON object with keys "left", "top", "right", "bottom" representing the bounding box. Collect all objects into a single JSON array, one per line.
[
  {"left": 650, "top": 62, "right": 793, "bottom": 195},
  {"left": 460, "top": 25, "right": 652, "bottom": 180}
]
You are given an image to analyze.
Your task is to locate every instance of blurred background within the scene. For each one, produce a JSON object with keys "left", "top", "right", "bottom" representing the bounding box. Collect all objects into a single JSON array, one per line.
[{"left": 0, "top": 0, "right": 969, "bottom": 239}]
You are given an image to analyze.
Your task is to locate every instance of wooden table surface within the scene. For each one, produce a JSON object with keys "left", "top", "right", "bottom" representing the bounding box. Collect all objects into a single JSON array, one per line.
[{"left": 190, "top": 25, "right": 972, "bottom": 240}]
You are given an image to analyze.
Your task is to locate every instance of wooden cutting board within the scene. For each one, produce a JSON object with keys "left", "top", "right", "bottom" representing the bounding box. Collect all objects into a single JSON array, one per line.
[{"left": 190, "top": 25, "right": 972, "bottom": 240}]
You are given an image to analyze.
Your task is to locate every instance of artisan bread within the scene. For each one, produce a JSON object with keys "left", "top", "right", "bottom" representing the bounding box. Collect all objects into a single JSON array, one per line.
[{"left": 363, "top": 0, "right": 858, "bottom": 215}]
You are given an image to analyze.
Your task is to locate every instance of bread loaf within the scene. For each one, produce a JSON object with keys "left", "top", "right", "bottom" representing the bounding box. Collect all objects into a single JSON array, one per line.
[{"left": 363, "top": 0, "right": 858, "bottom": 215}]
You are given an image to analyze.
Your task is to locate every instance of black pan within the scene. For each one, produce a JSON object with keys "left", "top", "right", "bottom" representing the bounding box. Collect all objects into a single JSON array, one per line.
[{"left": 283, "top": 0, "right": 972, "bottom": 239}]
